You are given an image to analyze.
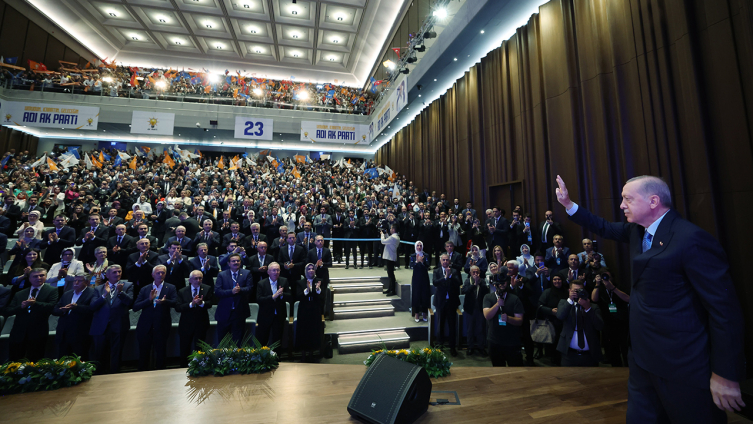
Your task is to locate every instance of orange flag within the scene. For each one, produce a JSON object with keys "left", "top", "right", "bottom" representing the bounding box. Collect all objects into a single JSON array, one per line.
[
  {"left": 229, "top": 155, "right": 239, "bottom": 170},
  {"left": 129, "top": 156, "right": 137, "bottom": 170},
  {"left": 292, "top": 166, "right": 301, "bottom": 179},
  {"left": 218, "top": 156, "right": 225, "bottom": 169},
  {"left": 294, "top": 155, "right": 306, "bottom": 164},
  {"left": 47, "top": 157, "right": 58, "bottom": 172},
  {"left": 163, "top": 152, "right": 175, "bottom": 168},
  {"left": 91, "top": 154, "right": 102, "bottom": 169},
  {"left": 196, "top": 149, "right": 202, "bottom": 157},
  {"left": 99, "top": 151, "right": 104, "bottom": 163}
]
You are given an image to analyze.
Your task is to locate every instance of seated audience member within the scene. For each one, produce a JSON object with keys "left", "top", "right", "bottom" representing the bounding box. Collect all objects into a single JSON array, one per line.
[
  {"left": 7, "top": 268, "right": 59, "bottom": 361},
  {"left": 176, "top": 270, "right": 214, "bottom": 367},
  {"left": 53, "top": 274, "right": 96, "bottom": 358},
  {"left": 133, "top": 265, "right": 178, "bottom": 371}
]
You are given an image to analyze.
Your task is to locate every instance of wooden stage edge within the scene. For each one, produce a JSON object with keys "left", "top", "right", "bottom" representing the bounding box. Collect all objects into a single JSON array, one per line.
[{"left": 0, "top": 364, "right": 747, "bottom": 423}]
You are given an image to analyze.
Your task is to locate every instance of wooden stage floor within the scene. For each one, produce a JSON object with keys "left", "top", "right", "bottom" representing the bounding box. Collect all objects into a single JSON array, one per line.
[{"left": 0, "top": 364, "right": 748, "bottom": 423}]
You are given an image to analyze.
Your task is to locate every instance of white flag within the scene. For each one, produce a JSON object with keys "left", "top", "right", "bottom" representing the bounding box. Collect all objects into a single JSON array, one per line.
[
  {"left": 30, "top": 155, "right": 47, "bottom": 168},
  {"left": 392, "top": 183, "right": 401, "bottom": 200},
  {"left": 267, "top": 155, "right": 275, "bottom": 163},
  {"left": 84, "top": 154, "right": 93, "bottom": 169},
  {"left": 60, "top": 154, "right": 79, "bottom": 169},
  {"left": 246, "top": 158, "right": 256, "bottom": 166}
]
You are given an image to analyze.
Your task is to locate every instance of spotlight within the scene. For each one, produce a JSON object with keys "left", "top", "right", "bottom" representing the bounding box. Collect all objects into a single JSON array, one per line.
[
  {"left": 480, "top": 30, "right": 485, "bottom": 34},
  {"left": 432, "top": 9, "right": 447, "bottom": 19},
  {"left": 453, "top": 58, "right": 457, "bottom": 61},
  {"left": 424, "top": 31, "right": 437, "bottom": 39},
  {"left": 253, "top": 88, "right": 263, "bottom": 95},
  {"left": 297, "top": 91, "right": 309, "bottom": 100},
  {"left": 399, "top": 68, "right": 409, "bottom": 75},
  {"left": 383, "top": 60, "right": 396, "bottom": 70},
  {"left": 207, "top": 74, "right": 218, "bottom": 83},
  {"left": 415, "top": 44, "right": 426, "bottom": 52},
  {"left": 406, "top": 53, "right": 417, "bottom": 64}
]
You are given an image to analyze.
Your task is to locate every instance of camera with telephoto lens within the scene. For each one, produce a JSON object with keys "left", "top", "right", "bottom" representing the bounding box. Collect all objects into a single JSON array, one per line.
[
  {"left": 576, "top": 288, "right": 589, "bottom": 300},
  {"left": 601, "top": 273, "right": 610, "bottom": 281}
]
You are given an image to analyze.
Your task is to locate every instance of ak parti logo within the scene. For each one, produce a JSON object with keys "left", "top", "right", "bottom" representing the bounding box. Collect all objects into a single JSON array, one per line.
[{"left": 148, "top": 117, "right": 159, "bottom": 130}]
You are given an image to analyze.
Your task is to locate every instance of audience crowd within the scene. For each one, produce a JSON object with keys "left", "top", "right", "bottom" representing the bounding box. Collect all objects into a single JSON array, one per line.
[
  {"left": 0, "top": 64, "right": 376, "bottom": 114},
  {"left": 0, "top": 146, "right": 629, "bottom": 372}
]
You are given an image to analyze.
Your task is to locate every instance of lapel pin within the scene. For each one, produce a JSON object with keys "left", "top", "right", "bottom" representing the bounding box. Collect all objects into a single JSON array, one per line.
[{"left": 659, "top": 242, "right": 663, "bottom": 246}]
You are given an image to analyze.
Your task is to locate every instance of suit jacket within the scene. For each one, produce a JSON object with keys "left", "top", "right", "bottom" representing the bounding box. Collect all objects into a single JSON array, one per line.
[
  {"left": 125, "top": 251, "right": 161, "bottom": 288},
  {"left": 277, "top": 244, "right": 306, "bottom": 281},
  {"left": 107, "top": 234, "right": 136, "bottom": 266},
  {"left": 41, "top": 226, "right": 76, "bottom": 263},
  {"left": 157, "top": 255, "right": 191, "bottom": 290},
  {"left": 313, "top": 214, "right": 332, "bottom": 237},
  {"left": 461, "top": 277, "right": 490, "bottom": 313},
  {"left": 76, "top": 225, "right": 109, "bottom": 264},
  {"left": 193, "top": 231, "right": 221, "bottom": 256},
  {"left": 89, "top": 282, "right": 135, "bottom": 336},
  {"left": 545, "top": 246, "right": 571, "bottom": 275},
  {"left": 180, "top": 218, "right": 201, "bottom": 239},
  {"left": 295, "top": 231, "right": 316, "bottom": 250},
  {"left": 7, "top": 284, "right": 59, "bottom": 342},
  {"left": 555, "top": 299, "right": 604, "bottom": 361},
  {"left": 307, "top": 247, "right": 332, "bottom": 285},
  {"left": 102, "top": 216, "right": 125, "bottom": 237},
  {"left": 221, "top": 232, "right": 246, "bottom": 250},
  {"left": 243, "top": 233, "right": 267, "bottom": 256},
  {"left": 432, "top": 267, "right": 462, "bottom": 309},
  {"left": 0, "top": 215, "right": 10, "bottom": 237},
  {"left": 0, "top": 285, "right": 11, "bottom": 312},
  {"left": 162, "top": 236, "right": 193, "bottom": 255},
  {"left": 248, "top": 254, "right": 275, "bottom": 285},
  {"left": 188, "top": 255, "right": 220, "bottom": 285},
  {"left": 256, "top": 277, "right": 290, "bottom": 324},
  {"left": 485, "top": 216, "right": 510, "bottom": 250},
  {"left": 175, "top": 284, "right": 214, "bottom": 335},
  {"left": 53, "top": 287, "right": 96, "bottom": 344},
  {"left": 2, "top": 204, "right": 21, "bottom": 231},
  {"left": 214, "top": 268, "right": 253, "bottom": 323},
  {"left": 133, "top": 235, "right": 160, "bottom": 252},
  {"left": 133, "top": 283, "right": 178, "bottom": 334},
  {"left": 569, "top": 206, "right": 745, "bottom": 386},
  {"left": 537, "top": 220, "right": 564, "bottom": 249}
]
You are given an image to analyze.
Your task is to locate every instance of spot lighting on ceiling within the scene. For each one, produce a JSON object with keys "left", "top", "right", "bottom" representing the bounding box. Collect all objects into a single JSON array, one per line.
[
  {"left": 243, "top": 3, "right": 250, "bottom": 8},
  {"left": 255, "top": 48, "right": 262, "bottom": 53},
  {"left": 453, "top": 58, "right": 457, "bottom": 61},
  {"left": 332, "top": 38, "right": 339, "bottom": 43},
  {"left": 383, "top": 60, "right": 396, "bottom": 70},
  {"left": 292, "top": 33, "right": 300, "bottom": 39},
  {"left": 250, "top": 28, "right": 258, "bottom": 34},
  {"left": 158, "top": 18, "right": 167, "bottom": 23},
  {"left": 216, "top": 45, "right": 223, "bottom": 49},
  {"left": 480, "top": 30, "right": 485, "bottom": 34},
  {"left": 291, "top": 9, "right": 298, "bottom": 15},
  {"left": 206, "top": 24, "right": 213, "bottom": 29},
  {"left": 432, "top": 8, "right": 447, "bottom": 19},
  {"left": 174, "top": 40, "right": 183, "bottom": 45},
  {"left": 108, "top": 12, "right": 117, "bottom": 17},
  {"left": 131, "top": 36, "right": 139, "bottom": 40}
]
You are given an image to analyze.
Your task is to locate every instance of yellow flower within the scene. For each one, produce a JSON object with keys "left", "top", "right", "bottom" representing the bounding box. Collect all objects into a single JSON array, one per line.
[
  {"left": 422, "top": 348, "right": 431, "bottom": 353},
  {"left": 374, "top": 349, "right": 383, "bottom": 354},
  {"left": 29, "top": 362, "right": 36, "bottom": 367},
  {"left": 261, "top": 346, "right": 270, "bottom": 351},
  {"left": 69, "top": 361, "right": 77, "bottom": 368}
]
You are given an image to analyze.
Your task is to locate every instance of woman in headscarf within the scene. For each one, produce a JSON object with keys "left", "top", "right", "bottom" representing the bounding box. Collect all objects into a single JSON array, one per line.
[
  {"left": 516, "top": 244, "right": 534, "bottom": 276},
  {"left": 409, "top": 240, "right": 431, "bottom": 322},
  {"left": 464, "top": 245, "right": 488, "bottom": 276},
  {"left": 538, "top": 274, "right": 569, "bottom": 365},
  {"left": 14, "top": 210, "right": 45, "bottom": 239},
  {"left": 8, "top": 228, "right": 43, "bottom": 270},
  {"left": 10, "top": 248, "right": 49, "bottom": 294},
  {"left": 296, "top": 263, "right": 323, "bottom": 362}
]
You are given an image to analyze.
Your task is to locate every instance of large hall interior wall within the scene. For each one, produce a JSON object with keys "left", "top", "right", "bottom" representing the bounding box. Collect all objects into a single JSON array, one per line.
[{"left": 375, "top": 0, "right": 753, "bottom": 372}]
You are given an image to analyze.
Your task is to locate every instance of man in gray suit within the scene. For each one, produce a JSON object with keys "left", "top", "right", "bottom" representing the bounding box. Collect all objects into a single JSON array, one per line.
[{"left": 313, "top": 206, "right": 332, "bottom": 248}]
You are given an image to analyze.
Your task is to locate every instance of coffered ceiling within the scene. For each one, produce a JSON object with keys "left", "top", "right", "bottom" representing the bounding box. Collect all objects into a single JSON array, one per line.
[{"left": 21, "top": 0, "right": 407, "bottom": 86}]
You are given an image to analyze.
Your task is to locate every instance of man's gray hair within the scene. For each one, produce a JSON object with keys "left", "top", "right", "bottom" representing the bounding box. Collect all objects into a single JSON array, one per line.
[
  {"left": 505, "top": 260, "right": 519, "bottom": 269},
  {"left": 627, "top": 176, "right": 672, "bottom": 208}
]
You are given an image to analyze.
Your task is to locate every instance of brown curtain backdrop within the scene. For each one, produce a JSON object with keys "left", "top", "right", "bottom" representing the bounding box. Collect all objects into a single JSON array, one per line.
[
  {"left": 376, "top": 0, "right": 753, "bottom": 372},
  {"left": 0, "top": 126, "right": 38, "bottom": 157}
]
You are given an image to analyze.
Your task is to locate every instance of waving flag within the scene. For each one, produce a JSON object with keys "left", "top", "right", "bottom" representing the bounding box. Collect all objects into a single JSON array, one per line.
[
  {"left": 30, "top": 155, "right": 47, "bottom": 168},
  {"left": 85, "top": 154, "right": 93, "bottom": 169},
  {"left": 114, "top": 155, "right": 122, "bottom": 167},
  {"left": 68, "top": 146, "right": 81, "bottom": 159},
  {"left": 195, "top": 149, "right": 202, "bottom": 157},
  {"left": 117, "top": 152, "right": 131, "bottom": 160},
  {"left": 292, "top": 166, "right": 301, "bottom": 179},
  {"left": 218, "top": 156, "right": 225, "bottom": 169},
  {"left": 129, "top": 156, "right": 137, "bottom": 170},
  {"left": 91, "top": 155, "right": 102, "bottom": 169},
  {"left": 60, "top": 154, "right": 78, "bottom": 169},
  {"left": 163, "top": 152, "right": 175, "bottom": 168},
  {"left": 102, "top": 152, "right": 111, "bottom": 161},
  {"left": 276, "top": 162, "right": 284, "bottom": 174},
  {"left": 1, "top": 155, "right": 11, "bottom": 168},
  {"left": 364, "top": 168, "right": 379, "bottom": 179},
  {"left": 46, "top": 157, "right": 59, "bottom": 172},
  {"left": 294, "top": 155, "right": 306, "bottom": 164},
  {"left": 98, "top": 152, "right": 105, "bottom": 163},
  {"left": 136, "top": 146, "right": 151, "bottom": 156}
]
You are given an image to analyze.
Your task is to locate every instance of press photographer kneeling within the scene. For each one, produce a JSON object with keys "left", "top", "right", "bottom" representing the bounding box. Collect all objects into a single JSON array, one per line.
[{"left": 555, "top": 278, "right": 604, "bottom": 367}]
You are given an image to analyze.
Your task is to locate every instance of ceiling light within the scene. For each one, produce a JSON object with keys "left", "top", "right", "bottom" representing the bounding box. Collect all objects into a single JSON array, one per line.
[
  {"left": 480, "top": 30, "right": 485, "bottom": 34},
  {"left": 453, "top": 57, "right": 457, "bottom": 61},
  {"left": 434, "top": 78, "right": 437, "bottom": 81},
  {"left": 255, "top": 48, "right": 262, "bottom": 53},
  {"left": 337, "top": 16, "right": 344, "bottom": 21},
  {"left": 433, "top": 9, "right": 447, "bottom": 19},
  {"left": 292, "top": 33, "right": 300, "bottom": 39},
  {"left": 250, "top": 28, "right": 258, "bottom": 33},
  {"left": 243, "top": 4, "right": 250, "bottom": 8},
  {"left": 383, "top": 60, "right": 396, "bottom": 70},
  {"left": 332, "top": 38, "right": 339, "bottom": 43},
  {"left": 294, "top": 53, "right": 299, "bottom": 57},
  {"left": 207, "top": 74, "right": 218, "bottom": 83},
  {"left": 253, "top": 88, "right": 263, "bottom": 95},
  {"left": 156, "top": 81, "right": 167, "bottom": 89},
  {"left": 418, "top": 94, "right": 421, "bottom": 97},
  {"left": 175, "top": 40, "right": 182, "bottom": 45},
  {"left": 206, "top": 24, "right": 213, "bottom": 28},
  {"left": 216, "top": 45, "right": 223, "bottom": 49},
  {"left": 297, "top": 91, "right": 309, "bottom": 100},
  {"left": 108, "top": 12, "right": 117, "bottom": 17},
  {"left": 329, "top": 57, "right": 335, "bottom": 61},
  {"left": 291, "top": 10, "right": 298, "bottom": 15},
  {"left": 131, "top": 36, "right": 139, "bottom": 40}
]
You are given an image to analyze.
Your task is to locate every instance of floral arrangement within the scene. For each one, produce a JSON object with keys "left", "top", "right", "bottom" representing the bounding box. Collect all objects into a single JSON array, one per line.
[
  {"left": 364, "top": 347, "right": 452, "bottom": 378},
  {"left": 0, "top": 355, "right": 96, "bottom": 394},
  {"left": 187, "top": 334, "right": 280, "bottom": 377}
]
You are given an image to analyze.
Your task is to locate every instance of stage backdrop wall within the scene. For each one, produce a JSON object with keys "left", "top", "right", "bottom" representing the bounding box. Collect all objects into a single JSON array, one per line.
[{"left": 375, "top": 0, "right": 753, "bottom": 373}]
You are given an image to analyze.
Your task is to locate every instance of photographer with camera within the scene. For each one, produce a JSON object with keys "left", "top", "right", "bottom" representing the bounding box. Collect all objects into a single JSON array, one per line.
[
  {"left": 555, "top": 278, "right": 604, "bottom": 366},
  {"left": 482, "top": 272, "right": 524, "bottom": 366},
  {"left": 577, "top": 238, "right": 607, "bottom": 268},
  {"left": 591, "top": 270, "right": 630, "bottom": 367}
]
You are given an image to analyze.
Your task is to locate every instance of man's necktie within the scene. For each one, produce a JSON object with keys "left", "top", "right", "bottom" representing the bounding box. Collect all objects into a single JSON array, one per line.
[
  {"left": 642, "top": 231, "right": 653, "bottom": 253},
  {"left": 318, "top": 249, "right": 322, "bottom": 261},
  {"left": 193, "top": 287, "right": 198, "bottom": 297},
  {"left": 542, "top": 222, "right": 549, "bottom": 243},
  {"left": 577, "top": 306, "right": 586, "bottom": 349},
  {"left": 289, "top": 247, "right": 294, "bottom": 259},
  {"left": 117, "top": 236, "right": 122, "bottom": 245},
  {"left": 31, "top": 288, "right": 38, "bottom": 299}
]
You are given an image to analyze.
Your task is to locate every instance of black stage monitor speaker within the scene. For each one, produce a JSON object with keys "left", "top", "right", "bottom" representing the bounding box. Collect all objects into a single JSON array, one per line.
[{"left": 347, "top": 355, "right": 432, "bottom": 424}]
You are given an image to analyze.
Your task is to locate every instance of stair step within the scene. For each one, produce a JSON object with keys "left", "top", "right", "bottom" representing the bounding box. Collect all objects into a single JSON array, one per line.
[
  {"left": 330, "top": 281, "right": 383, "bottom": 294},
  {"left": 333, "top": 298, "right": 392, "bottom": 307},
  {"left": 330, "top": 276, "right": 383, "bottom": 282},
  {"left": 337, "top": 330, "right": 410, "bottom": 354},
  {"left": 333, "top": 305, "right": 394, "bottom": 319}
]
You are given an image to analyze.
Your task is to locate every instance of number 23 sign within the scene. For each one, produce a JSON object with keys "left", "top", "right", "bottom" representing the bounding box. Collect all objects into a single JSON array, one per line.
[{"left": 234, "top": 116, "right": 274, "bottom": 140}]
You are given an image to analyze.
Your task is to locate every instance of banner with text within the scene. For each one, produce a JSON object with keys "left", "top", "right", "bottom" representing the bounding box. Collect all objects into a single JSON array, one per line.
[
  {"left": 368, "top": 76, "right": 408, "bottom": 141},
  {"left": 0, "top": 100, "right": 99, "bottom": 130},
  {"left": 234, "top": 116, "right": 274, "bottom": 140},
  {"left": 300, "top": 121, "right": 370, "bottom": 144},
  {"left": 130, "top": 111, "right": 175, "bottom": 135}
]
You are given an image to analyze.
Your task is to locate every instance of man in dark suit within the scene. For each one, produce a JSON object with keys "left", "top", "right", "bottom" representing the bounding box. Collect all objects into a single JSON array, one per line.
[
  {"left": 432, "top": 254, "right": 462, "bottom": 356},
  {"left": 433, "top": 213, "right": 451, "bottom": 267},
  {"left": 556, "top": 254, "right": 584, "bottom": 286},
  {"left": 537, "top": 210, "right": 563, "bottom": 250},
  {"left": 42, "top": 215, "right": 76, "bottom": 263},
  {"left": 343, "top": 210, "right": 359, "bottom": 269},
  {"left": 221, "top": 222, "right": 246, "bottom": 251},
  {"left": 76, "top": 214, "right": 109, "bottom": 265},
  {"left": 331, "top": 209, "right": 345, "bottom": 262},
  {"left": 176, "top": 270, "right": 214, "bottom": 367},
  {"left": 485, "top": 206, "right": 509, "bottom": 255},
  {"left": 555, "top": 279, "right": 603, "bottom": 367},
  {"left": 277, "top": 232, "right": 306, "bottom": 288},
  {"left": 444, "top": 241, "right": 464, "bottom": 273},
  {"left": 2, "top": 194, "right": 22, "bottom": 233},
  {"left": 244, "top": 223, "right": 267, "bottom": 256},
  {"left": 102, "top": 208, "right": 125, "bottom": 238},
  {"left": 20, "top": 195, "right": 42, "bottom": 223},
  {"left": 188, "top": 243, "right": 219, "bottom": 286},
  {"left": 53, "top": 274, "right": 95, "bottom": 358},
  {"left": 134, "top": 222, "right": 160, "bottom": 253},
  {"left": 295, "top": 221, "right": 316, "bottom": 251},
  {"left": 525, "top": 252, "right": 551, "bottom": 305},
  {"left": 193, "top": 220, "right": 221, "bottom": 257},
  {"left": 7, "top": 268, "right": 59, "bottom": 361},
  {"left": 0, "top": 284, "right": 11, "bottom": 311},
  {"left": 0, "top": 214, "right": 10, "bottom": 237},
  {"left": 162, "top": 225, "right": 193, "bottom": 255},
  {"left": 307, "top": 235, "right": 332, "bottom": 313},
  {"left": 126, "top": 238, "right": 161, "bottom": 298},
  {"left": 178, "top": 213, "right": 201, "bottom": 240},
  {"left": 263, "top": 208, "right": 283, "bottom": 240},
  {"left": 255, "top": 262, "right": 289, "bottom": 347},
  {"left": 556, "top": 175, "right": 745, "bottom": 421},
  {"left": 158, "top": 241, "right": 190, "bottom": 290},
  {"left": 133, "top": 265, "right": 178, "bottom": 371},
  {"left": 461, "top": 266, "right": 489, "bottom": 356},
  {"left": 544, "top": 235, "right": 570, "bottom": 275},
  {"left": 248, "top": 241, "right": 273, "bottom": 293},
  {"left": 149, "top": 202, "right": 171, "bottom": 243},
  {"left": 313, "top": 206, "right": 332, "bottom": 247},
  {"left": 107, "top": 224, "right": 136, "bottom": 270},
  {"left": 214, "top": 254, "right": 253, "bottom": 345},
  {"left": 89, "top": 265, "right": 134, "bottom": 374}
]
